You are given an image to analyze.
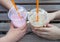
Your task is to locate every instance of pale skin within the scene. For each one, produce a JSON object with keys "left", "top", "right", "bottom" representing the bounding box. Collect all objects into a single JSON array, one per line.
[
  {"left": 0, "top": 23, "right": 27, "bottom": 42},
  {"left": 0, "top": 0, "right": 13, "bottom": 9},
  {"left": 32, "top": 10, "right": 60, "bottom": 40},
  {"left": 0, "top": 0, "right": 27, "bottom": 42}
]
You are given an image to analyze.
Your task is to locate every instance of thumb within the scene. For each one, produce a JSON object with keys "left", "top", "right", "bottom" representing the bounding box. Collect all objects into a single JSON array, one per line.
[{"left": 47, "top": 24, "right": 53, "bottom": 27}]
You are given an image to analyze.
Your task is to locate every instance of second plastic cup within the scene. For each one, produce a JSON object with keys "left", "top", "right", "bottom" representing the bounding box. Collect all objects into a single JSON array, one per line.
[{"left": 28, "top": 8, "right": 48, "bottom": 27}]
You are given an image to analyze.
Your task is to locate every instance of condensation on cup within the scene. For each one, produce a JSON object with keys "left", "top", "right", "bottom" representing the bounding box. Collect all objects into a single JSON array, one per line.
[
  {"left": 8, "top": 5, "right": 28, "bottom": 27},
  {"left": 28, "top": 8, "right": 48, "bottom": 27}
]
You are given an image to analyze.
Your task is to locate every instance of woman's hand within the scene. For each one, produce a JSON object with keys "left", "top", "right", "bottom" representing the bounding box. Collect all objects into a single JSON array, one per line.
[
  {"left": 0, "top": 23, "right": 27, "bottom": 42},
  {"left": 32, "top": 24, "right": 60, "bottom": 40},
  {"left": 45, "top": 13, "right": 56, "bottom": 24}
]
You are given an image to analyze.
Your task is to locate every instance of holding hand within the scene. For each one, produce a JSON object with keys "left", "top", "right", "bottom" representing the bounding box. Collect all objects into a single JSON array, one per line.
[
  {"left": 32, "top": 24, "right": 60, "bottom": 40},
  {"left": 0, "top": 23, "right": 27, "bottom": 42},
  {"left": 45, "top": 13, "right": 56, "bottom": 25}
]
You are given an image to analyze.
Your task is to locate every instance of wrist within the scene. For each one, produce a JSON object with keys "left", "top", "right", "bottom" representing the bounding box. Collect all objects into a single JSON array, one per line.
[
  {"left": 0, "top": 36, "right": 15, "bottom": 42},
  {"left": 2, "top": 35, "right": 16, "bottom": 42},
  {"left": 51, "top": 13, "right": 56, "bottom": 20},
  {"left": 48, "top": 13, "right": 56, "bottom": 21}
]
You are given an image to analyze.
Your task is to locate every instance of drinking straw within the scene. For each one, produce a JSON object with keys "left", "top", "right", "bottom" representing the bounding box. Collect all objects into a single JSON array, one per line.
[
  {"left": 36, "top": 0, "right": 39, "bottom": 22},
  {"left": 11, "top": 0, "right": 22, "bottom": 18}
]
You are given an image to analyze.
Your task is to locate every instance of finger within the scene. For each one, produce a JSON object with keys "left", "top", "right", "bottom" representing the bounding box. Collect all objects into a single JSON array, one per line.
[
  {"left": 33, "top": 28, "right": 50, "bottom": 32},
  {"left": 22, "top": 25, "right": 27, "bottom": 31},
  {"left": 18, "top": 28, "right": 27, "bottom": 38},
  {"left": 32, "top": 29, "right": 49, "bottom": 35},
  {"left": 39, "top": 34, "right": 54, "bottom": 40},
  {"left": 21, "top": 26, "right": 27, "bottom": 34},
  {"left": 38, "top": 34, "right": 50, "bottom": 39},
  {"left": 17, "top": 24, "right": 27, "bottom": 31},
  {"left": 32, "top": 29, "right": 37, "bottom": 34},
  {"left": 48, "top": 24, "right": 53, "bottom": 26},
  {"left": 19, "top": 24, "right": 27, "bottom": 30},
  {"left": 33, "top": 28, "right": 50, "bottom": 37},
  {"left": 46, "top": 24, "right": 54, "bottom": 27},
  {"left": 32, "top": 29, "right": 50, "bottom": 39},
  {"left": 14, "top": 23, "right": 27, "bottom": 30},
  {"left": 31, "top": 25, "right": 43, "bottom": 30}
]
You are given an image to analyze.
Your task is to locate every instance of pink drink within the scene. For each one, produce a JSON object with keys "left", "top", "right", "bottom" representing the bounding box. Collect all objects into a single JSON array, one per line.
[{"left": 8, "top": 6, "right": 27, "bottom": 27}]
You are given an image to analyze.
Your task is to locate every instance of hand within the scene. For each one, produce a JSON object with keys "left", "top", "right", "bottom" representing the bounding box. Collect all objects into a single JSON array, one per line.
[
  {"left": 32, "top": 24, "right": 60, "bottom": 40},
  {"left": 45, "top": 13, "right": 56, "bottom": 24},
  {"left": 0, "top": 23, "right": 27, "bottom": 42}
]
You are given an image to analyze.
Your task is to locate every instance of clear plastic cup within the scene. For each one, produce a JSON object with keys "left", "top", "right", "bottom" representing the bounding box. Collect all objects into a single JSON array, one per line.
[
  {"left": 8, "top": 5, "right": 28, "bottom": 27},
  {"left": 28, "top": 8, "right": 48, "bottom": 27}
]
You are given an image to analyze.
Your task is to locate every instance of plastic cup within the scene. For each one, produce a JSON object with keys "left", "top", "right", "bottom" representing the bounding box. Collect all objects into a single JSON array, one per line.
[
  {"left": 8, "top": 5, "right": 28, "bottom": 27},
  {"left": 28, "top": 8, "right": 48, "bottom": 27}
]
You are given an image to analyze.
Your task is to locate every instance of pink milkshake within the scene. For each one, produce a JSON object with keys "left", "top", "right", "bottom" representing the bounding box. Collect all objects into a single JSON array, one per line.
[{"left": 8, "top": 6, "right": 28, "bottom": 27}]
